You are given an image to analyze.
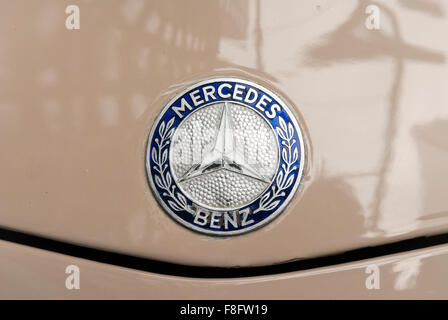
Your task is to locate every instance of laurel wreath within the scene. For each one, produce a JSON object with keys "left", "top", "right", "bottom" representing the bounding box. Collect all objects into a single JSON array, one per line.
[
  {"left": 151, "top": 117, "right": 194, "bottom": 215},
  {"left": 253, "top": 117, "right": 299, "bottom": 214},
  {"left": 151, "top": 114, "right": 298, "bottom": 216}
]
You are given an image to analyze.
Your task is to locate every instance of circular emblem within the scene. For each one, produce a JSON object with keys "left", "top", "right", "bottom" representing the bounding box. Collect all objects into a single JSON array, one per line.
[{"left": 146, "top": 78, "right": 305, "bottom": 236}]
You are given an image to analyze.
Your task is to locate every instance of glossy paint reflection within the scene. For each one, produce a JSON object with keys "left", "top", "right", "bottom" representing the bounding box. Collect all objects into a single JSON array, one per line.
[
  {"left": 0, "top": 0, "right": 447, "bottom": 266},
  {"left": 302, "top": 0, "right": 446, "bottom": 237},
  {"left": 1, "top": 240, "right": 447, "bottom": 299}
]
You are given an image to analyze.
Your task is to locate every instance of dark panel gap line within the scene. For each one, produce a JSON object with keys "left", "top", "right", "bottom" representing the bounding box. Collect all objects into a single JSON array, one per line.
[{"left": 0, "top": 227, "right": 447, "bottom": 278}]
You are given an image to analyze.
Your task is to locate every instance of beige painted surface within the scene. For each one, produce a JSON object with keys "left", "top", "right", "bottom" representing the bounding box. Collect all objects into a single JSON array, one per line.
[
  {"left": 0, "top": 0, "right": 448, "bottom": 267},
  {"left": 0, "top": 239, "right": 447, "bottom": 299}
]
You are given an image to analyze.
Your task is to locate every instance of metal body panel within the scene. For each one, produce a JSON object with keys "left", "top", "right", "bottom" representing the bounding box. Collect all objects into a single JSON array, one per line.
[
  {"left": 0, "top": 0, "right": 447, "bottom": 266},
  {"left": 1, "top": 240, "right": 447, "bottom": 299}
]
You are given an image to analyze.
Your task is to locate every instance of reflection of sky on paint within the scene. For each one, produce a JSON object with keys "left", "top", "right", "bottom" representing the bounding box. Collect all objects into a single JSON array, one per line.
[
  {"left": 0, "top": 0, "right": 252, "bottom": 245},
  {"left": 302, "top": 0, "right": 445, "bottom": 238},
  {"left": 217, "top": 0, "right": 448, "bottom": 238},
  {"left": 0, "top": 0, "right": 447, "bottom": 247},
  {"left": 393, "top": 256, "right": 422, "bottom": 290}
]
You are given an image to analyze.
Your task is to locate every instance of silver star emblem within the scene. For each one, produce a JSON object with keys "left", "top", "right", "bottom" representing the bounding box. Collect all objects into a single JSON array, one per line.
[{"left": 179, "top": 102, "right": 270, "bottom": 184}]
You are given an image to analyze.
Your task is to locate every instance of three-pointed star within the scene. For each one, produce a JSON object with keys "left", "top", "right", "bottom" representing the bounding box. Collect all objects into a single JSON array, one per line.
[{"left": 179, "top": 102, "right": 269, "bottom": 184}]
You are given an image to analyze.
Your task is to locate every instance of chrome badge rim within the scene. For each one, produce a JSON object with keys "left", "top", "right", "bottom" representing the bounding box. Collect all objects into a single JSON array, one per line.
[{"left": 146, "top": 78, "right": 305, "bottom": 236}]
